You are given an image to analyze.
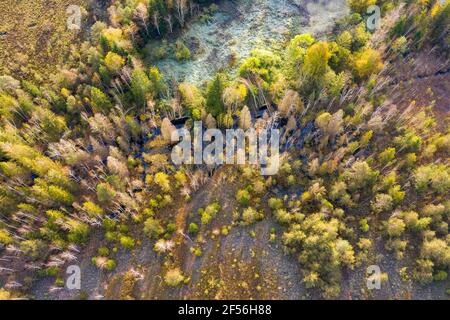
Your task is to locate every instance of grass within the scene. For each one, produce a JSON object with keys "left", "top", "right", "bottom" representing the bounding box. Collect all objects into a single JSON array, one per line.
[{"left": 0, "top": 0, "right": 89, "bottom": 78}]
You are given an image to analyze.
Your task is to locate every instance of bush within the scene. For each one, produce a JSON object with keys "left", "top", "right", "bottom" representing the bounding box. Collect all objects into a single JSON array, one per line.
[
  {"left": 268, "top": 198, "right": 283, "bottom": 210},
  {"left": 242, "top": 207, "right": 262, "bottom": 225},
  {"left": 175, "top": 41, "right": 191, "bottom": 61},
  {"left": 144, "top": 217, "right": 164, "bottom": 239},
  {"left": 82, "top": 201, "right": 104, "bottom": 217},
  {"left": 98, "top": 247, "right": 110, "bottom": 256},
  {"left": 164, "top": 268, "right": 185, "bottom": 286},
  {"left": 120, "top": 235, "right": 135, "bottom": 249},
  {"left": 236, "top": 189, "right": 250, "bottom": 206},
  {"left": 105, "top": 259, "right": 116, "bottom": 271},
  {"left": 188, "top": 223, "right": 199, "bottom": 234}
]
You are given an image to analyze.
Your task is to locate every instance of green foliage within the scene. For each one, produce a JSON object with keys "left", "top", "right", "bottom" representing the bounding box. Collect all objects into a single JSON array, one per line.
[
  {"left": 67, "top": 220, "right": 89, "bottom": 244},
  {"left": 154, "top": 172, "right": 171, "bottom": 192},
  {"left": 239, "top": 49, "right": 281, "bottom": 90},
  {"left": 352, "top": 48, "right": 383, "bottom": 81},
  {"left": 82, "top": 201, "right": 104, "bottom": 217},
  {"left": 199, "top": 202, "right": 220, "bottom": 225},
  {"left": 343, "top": 161, "right": 379, "bottom": 191},
  {"left": 268, "top": 197, "right": 284, "bottom": 210},
  {"left": 348, "top": 0, "right": 377, "bottom": 15},
  {"left": 131, "top": 69, "right": 152, "bottom": 107},
  {"left": 96, "top": 183, "right": 116, "bottom": 204},
  {"left": 175, "top": 41, "right": 191, "bottom": 61},
  {"left": 144, "top": 217, "right": 164, "bottom": 239},
  {"left": 188, "top": 223, "right": 199, "bottom": 234},
  {"left": 164, "top": 268, "right": 185, "bottom": 286},
  {"left": 282, "top": 213, "right": 355, "bottom": 298},
  {"left": 415, "top": 164, "right": 450, "bottom": 194},
  {"left": 91, "top": 87, "right": 112, "bottom": 112},
  {"left": 0, "top": 229, "right": 12, "bottom": 245},
  {"left": 205, "top": 74, "right": 225, "bottom": 117},
  {"left": 120, "top": 235, "right": 135, "bottom": 249},
  {"left": 178, "top": 83, "right": 205, "bottom": 119},
  {"left": 104, "top": 51, "right": 125, "bottom": 75},
  {"left": 241, "top": 207, "right": 262, "bottom": 225},
  {"left": 236, "top": 189, "right": 251, "bottom": 206}
]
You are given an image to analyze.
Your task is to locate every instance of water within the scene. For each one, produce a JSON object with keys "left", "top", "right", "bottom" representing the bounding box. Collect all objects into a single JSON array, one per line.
[{"left": 150, "top": 0, "right": 348, "bottom": 85}]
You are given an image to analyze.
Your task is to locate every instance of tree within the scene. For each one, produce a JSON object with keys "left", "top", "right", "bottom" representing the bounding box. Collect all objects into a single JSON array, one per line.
[
  {"left": 144, "top": 217, "right": 164, "bottom": 239},
  {"left": 344, "top": 161, "right": 379, "bottom": 191},
  {"left": 236, "top": 188, "right": 251, "bottom": 206},
  {"left": 188, "top": 223, "right": 199, "bottom": 234},
  {"left": 67, "top": 219, "right": 89, "bottom": 243},
  {"left": 421, "top": 238, "right": 449, "bottom": 267},
  {"left": 48, "top": 185, "right": 74, "bottom": 205},
  {"left": 348, "top": 0, "right": 377, "bottom": 14},
  {"left": 371, "top": 193, "right": 393, "bottom": 213},
  {"left": 286, "top": 33, "right": 315, "bottom": 72},
  {"left": 414, "top": 164, "right": 450, "bottom": 194},
  {"left": 206, "top": 74, "right": 225, "bottom": 117},
  {"left": 386, "top": 216, "right": 406, "bottom": 237},
  {"left": 352, "top": 48, "right": 383, "bottom": 81},
  {"left": 175, "top": 41, "right": 191, "bottom": 61},
  {"left": 278, "top": 90, "right": 302, "bottom": 117},
  {"left": 148, "top": 66, "right": 166, "bottom": 97},
  {"left": 164, "top": 268, "right": 185, "bottom": 286},
  {"left": 205, "top": 113, "right": 217, "bottom": 129},
  {"left": 378, "top": 147, "right": 396, "bottom": 164},
  {"left": 301, "top": 42, "right": 332, "bottom": 92},
  {"left": 239, "top": 49, "right": 281, "bottom": 90},
  {"left": 239, "top": 105, "right": 252, "bottom": 130},
  {"left": 315, "top": 110, "right": 344, "bottom": 146},
  {"left": 133, "top": 2, "right": 149, "bottom": 35},
  {"left": 174, "top": 0, "right": 188, "bottom": 26},
  {"left": 242, "top": 207, "right": 260, "bottom": 225},
  {"left": 96, "top": 183, "right": 116, "bottom": 204},
  {"left": 91, "top": 87, "right": 112, "bottom": 113},
  {"left": 154, "top": 172, "right": 171, "bottom": 192},
  {"left": 0, "top": 229, "right": 12, "bottom": 245},
  {"left": 131, "top": 69, "right": 152, "bottom": 107},
  {"left": 178, "top": 83, "right": 205, "bottom": 119},
  {"left": 120, "top": 235, "right": 135, "bottom": 249},
  {"left": 222, "top": 82, "right": 247, "bottom": 112},
  {"left": 82, "top": 201, "right": 104, "bottom": 217},
  {"left": 104, "top": 51, "right": 125, "bottom": 75}
]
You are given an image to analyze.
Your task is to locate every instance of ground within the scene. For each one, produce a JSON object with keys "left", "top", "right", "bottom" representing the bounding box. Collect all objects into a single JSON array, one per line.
[{"left": 0, "top": 0, "right": 93, "bottom": 77}]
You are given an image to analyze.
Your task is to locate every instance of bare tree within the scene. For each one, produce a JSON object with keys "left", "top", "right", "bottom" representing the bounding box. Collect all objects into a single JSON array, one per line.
[
  {"left": 175, "top": 0, "right": 189, "bottom": 27},
  {"left": 165, "top": 14, "right": 173, "bottom": 33},
  {"left": 134, "top": 3, "right": 149, "bottom": 36},
  {"left": 152, "top": 11, "right": 161, "bottom": 35}
]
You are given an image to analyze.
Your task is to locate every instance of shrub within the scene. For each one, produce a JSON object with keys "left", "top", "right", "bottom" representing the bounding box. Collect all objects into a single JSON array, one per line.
[
  {"left": 268, "top": 198, "right": 283, "bottom": 210},
  {"left": 236, "top": 189, "right": 251, "bottom": 206},
  {"left": 175, "top": 41, "right": 191, "bottom": 61},
  {"left": 164, "top": 268, "right": 185, "bottom": 286},
  {"left": 120, "top": 235, "right": 135, "bottom": 249},
  {"left": 188, "top": 223, "right": 199, "bottom": 234},
  {"left": 98, "top": 247, "right": 110, "bottom": 256},
  {"left": 82, "top": 201, "right": 104, "bottom": 217},
  {"left": 241, "top": 207, "right": 261, "bottom": 225},
  {"left": 105, "top": 259, "right": 116, "bottom": 270},
  {"left": 144, "top": 217, "right": 164, "bottom": 239}
]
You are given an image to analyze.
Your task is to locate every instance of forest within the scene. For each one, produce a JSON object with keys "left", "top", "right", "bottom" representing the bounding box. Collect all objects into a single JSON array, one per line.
[{"left": 0, "top": 0, "right": 449, "bottom": 300}]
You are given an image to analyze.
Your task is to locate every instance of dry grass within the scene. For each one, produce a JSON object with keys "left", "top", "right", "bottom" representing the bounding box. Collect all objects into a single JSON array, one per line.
[{"left": 0, "top": 0, "right": 89, "bottom": 78}]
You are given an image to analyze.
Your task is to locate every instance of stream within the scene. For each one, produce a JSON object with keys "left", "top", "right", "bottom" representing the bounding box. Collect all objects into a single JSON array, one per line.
[{"left": 148, "top": 0, "right": 349, "bottom": 85}]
